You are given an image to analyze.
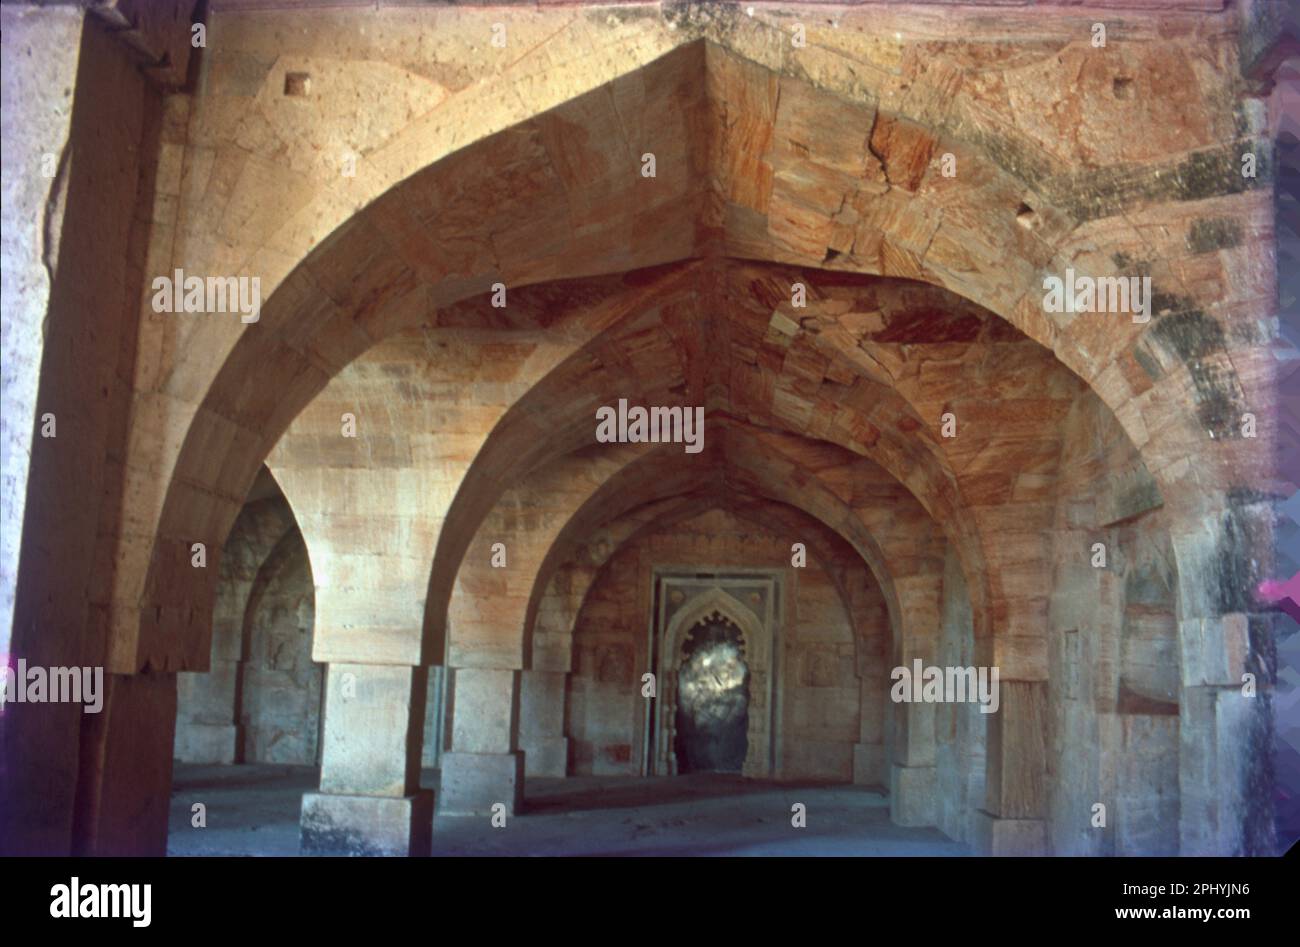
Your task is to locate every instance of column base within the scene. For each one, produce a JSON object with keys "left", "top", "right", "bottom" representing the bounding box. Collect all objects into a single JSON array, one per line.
[
  {"left": 889, "top": 763, "right": 937, "bottom": 827},
  {"left": 971, "top": 809, "right": 1047, "bottom": 856},
  {"left": 300, "top": 790, "right": 433, "bottom": 856},
  {"left": 439, "top": 751, "right": 524, "bottom": 816}
]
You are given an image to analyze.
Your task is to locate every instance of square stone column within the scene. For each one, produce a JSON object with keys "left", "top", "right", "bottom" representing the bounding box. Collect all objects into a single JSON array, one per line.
[
  {"left": 520, "top": 669, "right": 568, "bottom": 777},
  {"left": 75, "top": 672, "right": 177, "bottom": 856},
  {"left": 890, "top": 763, "right": 937, "bottom": 826},
  {"left": 1177, "top": 613, "right": 1277, "bottom": 856},
  {"left": 889, "top": 693, "right": 937, "bottom": 827},
  {"left": 975, "top": 679, "right": 1047, "bottom": 855},
  {"left": 1179, "top": 681, "right": 1276, "bottom": 856},
  {"left": 174, "top": 657, "right": 240, "bottom": 763},
  {"left": 438, "top": 667, "right": 525, "bottom": 815},
  {"left": 300, "top": 663, "right": 431, "bottom": 856},
  {"left": 853, "top": 674, "right": 886, "bottom": 785}
]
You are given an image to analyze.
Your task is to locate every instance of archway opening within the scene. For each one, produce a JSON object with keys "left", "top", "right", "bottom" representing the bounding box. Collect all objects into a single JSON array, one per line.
[
  {"left": 167, "top": 466, "right": 321, "bottom": 856},
  {"left": 674, "top": 614, "right": 751, "bottom": 775}
]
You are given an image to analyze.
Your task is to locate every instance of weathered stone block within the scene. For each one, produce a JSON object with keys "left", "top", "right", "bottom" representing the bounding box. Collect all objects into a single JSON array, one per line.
[
  {"left": 1180, "top": 613, "right": 1271, "bottom": 689},
  {"left": 76, "top": 672, "right": 178, "bottom": 856},
  {"left": 177, "top": 662, "right": 239, "bottom": 719},
  {"left": 971, "top": 810, "right": 1048, "bottom": 856},
  {"left": 519, "top": 669, "right": 565, "bottom": 740},
  {"left": 449, "top": 667, "right": 519, "bottom": 754},
  {"left": 1178, "top": 617, "right": 1208, "bottom": 687},
  {"left": 783, "top": 740, "right": 854, "bottom": 780},
  {"left": 984, "top": 680, "right": 1047, "bottom": 820},
  {"left": 319, "top": 664, "right": 424, "bottom": 797},
  {"left": 1114, "top": 715, "right": 1179, "bottom": 856},
  {"left": 173, "top": 722, "right": 237, "bottom": 764},
  {"left": 1211, "top": 686, "right": 1276, "bottom": 856},
  {"left": 889, "top": 763, "right": 937, "bottom": 827},
  {"left": 313, "top": 616, "right": 423, "bottom": 666},
  {"left": 438, "top": 751, "right": 524, "bottom": 817},
  {"left": 300, "top": 790, "right": 433, "bottom": 857},
  {"left": 522, "top": 737, "right": 568, "bottom": 778},
  {"left": 892, "top": 700, "right": 936, "bottom": 767}
]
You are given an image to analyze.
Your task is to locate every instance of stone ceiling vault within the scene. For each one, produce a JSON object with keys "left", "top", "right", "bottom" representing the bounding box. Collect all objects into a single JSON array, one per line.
[{"left": 119, "top": 34, "right": 1265, "bottom": 680}]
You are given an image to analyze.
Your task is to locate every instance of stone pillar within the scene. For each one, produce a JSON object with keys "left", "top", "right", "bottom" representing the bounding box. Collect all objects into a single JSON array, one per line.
[
  {"left": 419, "top": 665, "right": 447, "bottom": 769},
  {"left": 438, "top": 667, "right": 524, "bottom": 815},
  {"left": 2, "top": 671, "right": 172, "bottom": 856},
  {"left": 0, "top": 4, "right": 85, "bottom": 660},
  {"left": 75, "top": 672, "right": 178, "bottom": 856},
  {"left": 1177, "top": 612, "right": 1277, "bottom": 856},
  {"left": 520, "top": 669, "right": 568, "bottom": 777},
  {"left": 300, "top": 663, "right": 431, "bottom": 856},
  {"left": 973, "top": 679, "right": 1048, "bottom": 855},
  {"left": 0, "top": 4, "right": 89, "bottom": 857},
  {"left": 890, "top": 698, "right": 937, "bottom": 826},
  {"left": 888, "top": 583, "right": 939, "bottom": 826},
  {"left": 174, "top": 669, "right": 240, "bottom": 763},
  {"left": 174, "top": 609, "right": 243, "bottom": 763},
  {"left": 852, "top": 672, "right": 886, "bottom": 785}
]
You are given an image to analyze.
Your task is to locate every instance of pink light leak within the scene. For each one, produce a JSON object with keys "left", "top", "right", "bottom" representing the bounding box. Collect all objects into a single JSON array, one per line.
[{"left": 1258, "top": 573, "right": 1300, "bottom": 622}]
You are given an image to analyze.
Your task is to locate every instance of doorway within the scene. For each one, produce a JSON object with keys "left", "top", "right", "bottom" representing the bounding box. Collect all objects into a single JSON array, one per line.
[
  {"left": 674, "top": 616, "right": 750, "bottom": 773},
  {"left": 648, "top": 573, "right": 780, "bottom": 778}
]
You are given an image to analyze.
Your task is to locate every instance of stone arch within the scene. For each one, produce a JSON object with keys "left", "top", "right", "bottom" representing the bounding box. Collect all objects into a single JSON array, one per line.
[
  {"left": 515, "top": 431, "right": 917, "bottom": 671},
  {"left": 487, "top": 427, "right": 938, "bottom": 809},
  {"left": 563, "top": 492, "right": 884, "bottom": 678},
  {"left": 432, "top": 427, "right": 926, "bottom": 809},
  {"left": 556, "top": 494, "right": 885, "bottom": 785},
  {"left": 117, "top": 38, "right": 1237, "bottom": 678},
  {"left": 417, "top": 270, "right": 976, "bottom": 662}
]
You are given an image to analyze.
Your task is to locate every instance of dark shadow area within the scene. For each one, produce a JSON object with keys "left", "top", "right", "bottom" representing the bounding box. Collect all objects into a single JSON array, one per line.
[
  {"left": 675, "top": 616, "right": 749, "bottom": 773},
  {"left": 167, "top": 764, "right": 964, "bottom": 857},
  {"left": 523, "top": 772, "right": 857, "bottom": 815}
]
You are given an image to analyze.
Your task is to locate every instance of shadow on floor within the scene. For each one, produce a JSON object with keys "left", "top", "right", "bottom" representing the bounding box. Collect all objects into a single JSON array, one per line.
[
  {"left": 167, "top": 763, "right": 967, "bottom": 857},
  {"left": 522, "top": 772, "right": 885, "bottom": 814}
]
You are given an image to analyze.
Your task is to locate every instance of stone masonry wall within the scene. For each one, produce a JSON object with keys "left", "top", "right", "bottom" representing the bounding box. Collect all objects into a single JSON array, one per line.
[
  {"left": 566, "top": 507, "right": 883, "bottom": 781},
  {"left": 1047, "top": 389, "right": 1181, "bottom": 856}
]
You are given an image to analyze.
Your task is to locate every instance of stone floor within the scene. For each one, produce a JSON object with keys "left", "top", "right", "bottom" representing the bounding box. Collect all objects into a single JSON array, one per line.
[{"left": 168, "top": 764, "right": 970, "bottom": 856}]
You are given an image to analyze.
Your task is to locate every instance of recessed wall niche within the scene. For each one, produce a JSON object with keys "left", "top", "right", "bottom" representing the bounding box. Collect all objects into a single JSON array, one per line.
[{"left": 648, "top": 569, "right": 782, "bottom": 778}]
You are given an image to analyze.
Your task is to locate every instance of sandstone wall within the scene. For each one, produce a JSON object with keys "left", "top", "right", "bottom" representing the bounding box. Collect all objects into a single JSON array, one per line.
[
  {"left": 565, "top": 507, "right": 884, "bottom": 781},
  {"left": 1047, "top": 389, "right": 1181, "bottom": 856}
]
